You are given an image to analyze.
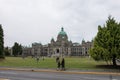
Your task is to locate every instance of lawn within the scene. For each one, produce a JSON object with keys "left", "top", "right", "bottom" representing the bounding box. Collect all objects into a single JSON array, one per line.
[{"left": 0, "top": 57, "right": 108, "bottom": 70}]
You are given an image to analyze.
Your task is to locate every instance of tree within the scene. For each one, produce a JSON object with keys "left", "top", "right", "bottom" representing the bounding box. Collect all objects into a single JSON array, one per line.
[
  {"left": 12, "top": 42, "right": 22, "bottom": 56},
  {"left": 0, "top": 24, "right": 5, "bottom": 59},
  {"left": 4, "top": 47, "right": 11, "bottom": 56},
  {"left": 90, "top": 16, "right": 120, "bottom": 66},
  {"left": 18, "top": 44, "right": 22, "bottom": 55}
]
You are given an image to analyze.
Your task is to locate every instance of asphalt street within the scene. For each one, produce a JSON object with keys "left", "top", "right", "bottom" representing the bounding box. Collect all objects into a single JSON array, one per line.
[{"left": 0, "top": 70, "right": 119, "bottom": 80}]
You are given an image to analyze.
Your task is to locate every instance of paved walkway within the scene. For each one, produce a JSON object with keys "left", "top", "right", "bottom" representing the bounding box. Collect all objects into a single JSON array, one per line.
[
  {"left": 0, "top": 79, "right": 9, "bottom": 80},
  {"left": 0, "top": 67, "right": 120, "bottom": 76}
]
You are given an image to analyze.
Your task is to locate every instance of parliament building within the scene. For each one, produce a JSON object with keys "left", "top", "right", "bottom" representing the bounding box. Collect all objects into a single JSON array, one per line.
[{"left": 22, "top": 27, "right": 93, "bottom": 57}]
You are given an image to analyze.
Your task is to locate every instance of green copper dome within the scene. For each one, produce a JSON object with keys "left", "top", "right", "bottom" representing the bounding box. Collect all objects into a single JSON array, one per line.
[
  {"left": 57, "top": 27, "right": 68, "bottom": 41},
  {"left": 58, "top": 27, "right": 67, "bottom": 36}
]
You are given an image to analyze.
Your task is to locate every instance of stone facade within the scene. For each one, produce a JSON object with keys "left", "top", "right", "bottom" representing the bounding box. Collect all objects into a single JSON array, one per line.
[
  {"left": 22, "top": 47, "right": 32, "bottom": 57},
  {"left": 22, "top": 27, "right": 93, "bottom": 57}
]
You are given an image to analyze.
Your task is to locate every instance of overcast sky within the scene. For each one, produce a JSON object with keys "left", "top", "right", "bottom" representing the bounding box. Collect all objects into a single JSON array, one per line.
[{"left": 0, "top": 0, "right": 120, "bottom": 47}]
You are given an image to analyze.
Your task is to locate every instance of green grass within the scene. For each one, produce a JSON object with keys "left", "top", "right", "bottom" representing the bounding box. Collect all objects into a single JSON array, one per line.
[{"left": 0, "top": 57, "right": 107, "bottom": 70}]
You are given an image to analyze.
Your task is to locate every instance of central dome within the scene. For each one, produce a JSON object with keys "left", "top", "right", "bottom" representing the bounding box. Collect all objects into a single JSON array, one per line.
[
  {"left": 58, "top": 27, "right": 67, "bottom": 36},
  {"left": 57, "top": 27, "right": 68, "bottom": 42}
]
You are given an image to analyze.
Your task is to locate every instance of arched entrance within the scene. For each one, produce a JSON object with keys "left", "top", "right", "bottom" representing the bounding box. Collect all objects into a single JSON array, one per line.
[{"left": 56, "top": 49, "right": 59, "bottom": 53}]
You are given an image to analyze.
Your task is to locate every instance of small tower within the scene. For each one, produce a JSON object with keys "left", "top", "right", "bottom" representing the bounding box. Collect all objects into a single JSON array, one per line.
[
  {"left": 51, "top": 37, "right": 55, "bottom": 43},
  {"left": 82, "top": 39, "right": 85, "bottom": 44}
]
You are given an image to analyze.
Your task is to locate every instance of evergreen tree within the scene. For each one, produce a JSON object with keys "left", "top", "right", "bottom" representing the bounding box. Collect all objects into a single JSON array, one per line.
[
  {"left": 90, "top": 16, "right": 120, "bottom": 66},
  {"left": 12, "top": 42, "right": 22, "bottom": 56},
  {"left": 0, "top": 24, "right": 5, "bottom": 59},
  {"left": 18, "top": 44, "right": 22, "bottom": 55},
  {"left": 4, "top": 47, "right": 11, "bottom": 56}
]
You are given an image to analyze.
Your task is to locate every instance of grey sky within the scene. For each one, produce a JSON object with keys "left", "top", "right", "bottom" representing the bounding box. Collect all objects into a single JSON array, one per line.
[{"left": 0, "top": 0, "right": 120, "bottom": 47}]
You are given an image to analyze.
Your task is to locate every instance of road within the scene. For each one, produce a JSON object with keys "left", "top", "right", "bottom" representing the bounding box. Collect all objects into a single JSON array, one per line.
[{"left": 0, "top": 70, "right": 119, "bottom": 80}]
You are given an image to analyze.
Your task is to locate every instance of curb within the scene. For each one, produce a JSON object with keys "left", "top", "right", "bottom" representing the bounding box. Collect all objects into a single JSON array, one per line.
[{"left": 0, "top": 68, "right": 120, "bottom": 76}]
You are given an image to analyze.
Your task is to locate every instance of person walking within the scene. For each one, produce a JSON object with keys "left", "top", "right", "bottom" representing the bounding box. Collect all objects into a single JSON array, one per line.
[
  {"left": 61, "top": 57, "right": 65, "bottom": 71},
  {"left": 56, "top": 57, "right": 59, "bottom": 63},
  {"left": 56, "top": 57, "right": 60, "bottom": 70},
  {"left": 36, "top": 57, "right": 39, "bottom": 62}
]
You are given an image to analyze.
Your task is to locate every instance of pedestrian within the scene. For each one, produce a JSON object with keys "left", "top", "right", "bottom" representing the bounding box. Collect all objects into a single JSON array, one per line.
[
  {"left": 61, "top": 57, "right": 65, "bottom": 71},
  {"left": 56, "top": 57, "right": 60, "bottom": 70},
  {"left": 36, "top": 57, "right": 39, "bottom": 62},
  {"left": 22, "top": 54, "right": 25, "bottom": 59},
  {"left": 56, "top": 57, "right": 59, "bottom": 63}
]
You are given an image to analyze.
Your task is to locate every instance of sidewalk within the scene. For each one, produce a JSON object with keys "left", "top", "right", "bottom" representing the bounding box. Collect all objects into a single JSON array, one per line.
[{"left": 0, "top": 67, "right": 120, "bottom": 76}]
